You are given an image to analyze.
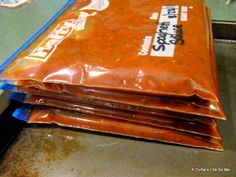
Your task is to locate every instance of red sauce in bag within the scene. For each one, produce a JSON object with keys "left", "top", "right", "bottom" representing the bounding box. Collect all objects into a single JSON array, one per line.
[
  {"left": 1, "top": 0, "right": 220, "bottom": 102},
  {"left": 17, "top": 87, "right": 217, "bottom": 126},
  {"left": 23, "top": 94, "right": 221, "bottom": 139},
  {"left": 15, "top": 82, "right": 225, "bottom": 119},
  {"left": 28, "top": 107, "right": 224, "bottom": 151}
]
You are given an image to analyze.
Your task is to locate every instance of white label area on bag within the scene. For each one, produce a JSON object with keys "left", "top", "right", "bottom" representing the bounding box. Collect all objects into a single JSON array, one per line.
[
  {"left": 23, "top": 0, "right": 110, "bottom": 62},
  {"left": 150, "top": 12, "right": 159, "bottom": 20},
  {"left": 24, "top": 12, "right": 96, "bottom": 62},
  {"left": 150, "top": 6, "right": 179, "bottom": 57},
  {"left": 80, "top": 0, "right": 110, "bottom": 11},
  {"left": 181, "top": 6, "right": 188, "bottom": 21},
  {"left": 138, "top": 36, "right": 153, "bottom": 56}
]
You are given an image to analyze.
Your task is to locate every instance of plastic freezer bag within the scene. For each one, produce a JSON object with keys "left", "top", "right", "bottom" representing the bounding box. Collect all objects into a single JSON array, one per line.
[
  {"left": 0, "top": 0, "right": 220, "bottom": 102},
  {"left": 7, "top": 9, "right": 225, "bottom": 120},
  {"left": 12, "top": 106, "right": 224, "bottom": 151},
  {"left": 11, "top": 81, "right": 225, "bottom": 120},
  {"left": 7, "top": 90, "right": 218, "bottom": 126},
  {"left": 16, "top": 93, "right": 221, "bottom": 139}
]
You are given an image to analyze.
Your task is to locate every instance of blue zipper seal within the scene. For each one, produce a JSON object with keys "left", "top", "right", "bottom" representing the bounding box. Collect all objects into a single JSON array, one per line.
[
  {"left": 13, "top": 104, "right": 33, "bottom": 121},
  {"left": 9, "top": 92, "right": 26, "bottom": 102},
  {"left": 0, "top": 82, "right": 15, "bottom": 91},
  {"left": 0, "top": 0, "right": 75, "bottom": 72}
]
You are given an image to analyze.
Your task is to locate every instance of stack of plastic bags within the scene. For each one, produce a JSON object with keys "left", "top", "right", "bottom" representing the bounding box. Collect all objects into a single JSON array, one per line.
[{"left": 0, "top": 0, "right": 226, "bottom": 151}]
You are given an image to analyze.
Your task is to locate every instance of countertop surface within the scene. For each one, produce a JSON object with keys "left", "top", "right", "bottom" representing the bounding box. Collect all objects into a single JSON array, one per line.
[{"left": 205, "top": 0, "right": 236, "bottom": 23}]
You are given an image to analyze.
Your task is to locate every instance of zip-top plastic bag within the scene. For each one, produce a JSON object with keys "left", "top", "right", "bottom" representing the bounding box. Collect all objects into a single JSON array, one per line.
[
  {"left": 5, "top": 81, "right": 225, "bottom": 119},
  {"left": 0, "top": 0, "right": 222, "bottom": 102},
  {"left": 9, "top": 92, "right": 221, "bottom": 138},
  {"left": 12, "top": 106, "right": 224, "bottom": 151},
  {"left": 0, "top": 15, "right": 225, "bottom": 120},
  {"left": 4, "top": 87, "right": 218, "bottom": 126},
  {"left": 3, "top": 7, "right": 224, "bottom": 121}
]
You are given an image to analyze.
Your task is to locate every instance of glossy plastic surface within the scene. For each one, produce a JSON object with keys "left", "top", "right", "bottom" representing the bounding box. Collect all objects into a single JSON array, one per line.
[
  {"left": 0, "top": 0, "right": 220, "bottom": 102},
  {"left": 15, "top": 87, "right": 217, "bottom": 126},
  {"left": 23, "top": 94, "right": 221, "bottom": 139},
  {"left": 26, "top": 107, "right": 224, "bottom": 151},
  {"left": 14, "top": 82, "right": 225, "bottom": 119}
]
